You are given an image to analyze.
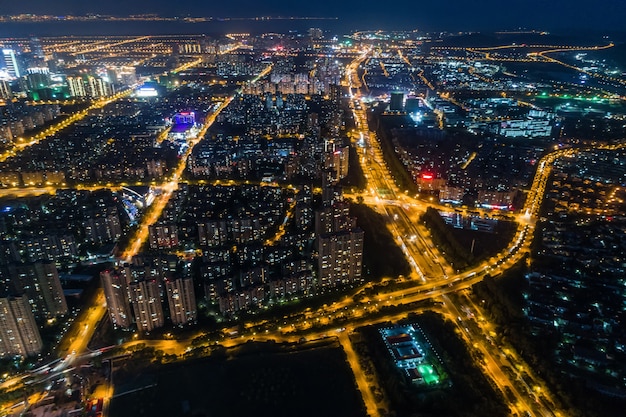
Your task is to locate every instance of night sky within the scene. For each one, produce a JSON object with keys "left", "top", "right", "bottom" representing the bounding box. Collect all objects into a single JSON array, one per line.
[{"left": 2, "top": 0, "right": 626, "bottom": 32}]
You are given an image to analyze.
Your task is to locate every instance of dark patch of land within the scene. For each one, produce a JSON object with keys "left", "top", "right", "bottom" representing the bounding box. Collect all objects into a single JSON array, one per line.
[
  {"left": 110, "top": 341, "right": 366, "bottom": 417},
  {"left": 350, "top": 203, "right": 411, "bottom": 279},
  {"left": 341, "top": 145, "right": 367, "bottom": 191}
]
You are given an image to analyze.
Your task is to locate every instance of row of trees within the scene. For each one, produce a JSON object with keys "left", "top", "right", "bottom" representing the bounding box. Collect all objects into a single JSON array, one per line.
[
  {"left": 371, "top": 111, "right": 419, "bottom": 195},
  {"left": 421, "top": 207, "right": 474, "bottom": 270},
  {"left": 350, "top": 203, "right": 411, "bottom": 279}
]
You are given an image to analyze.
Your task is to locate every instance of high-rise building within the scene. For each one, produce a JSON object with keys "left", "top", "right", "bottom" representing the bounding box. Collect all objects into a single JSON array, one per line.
[
  {"left": 26, "top": 70, "right": 50, "bottom": 91},
  {"left": 323, "top": 140, "right": 349, "bottom": 182},
  {"left": 390, "top": 92, "right": 405, "bottom": 112},
  {"left": 87, "top": 76, "right": 110, "bottom": 98},
  {"left": 82, "top": 210, "right": 122, "bottom": 245},
  {"left": 29, "top": 37, "right": 44, "bottom": 59},
  {"left": 7, "top": 261, "right": 67, "bottom": 318},
  {"left": 87, "top": 76, "right": 98, "bottom": 97},
  {"left": 0, "top": 80, "right": 11, "bottom": 99},
  {"left": 1, "top": 49, "right": 20, "bottom": 78},
  {"left": 308, "top": 28, "right": 323, "bottom": 40},
  {"left": 0, "top": 125, "right": 13, "bottom": 146},
  {"left": 118, "top": 66, "right": 137, "bottom": 86},
  {"left": 100, "top": 269, "right": 132, "bottom": 329},
  {"left": 328, "top": 84, "right": 341, "bottom": 103},
  {"left": 129, "top": 279, "right": 164, "bottom": 332},
  {"left": 198, "top": 220, "right": 229, "bottom": 247},
  {"left": 120, "top": 264, "right": 150, "bottom": 285},
  {"left": 317, "top": 229, "right": 364, "bottom": 288},
  {"left": 22, "top": 235, "right": 77, "bottom": 263},
  {"left": 315, "top": 190, "right": 364, "bottom": 289},
  {"left": 405, "top": 97, "right": 422, "bottom": 113},
  {"left": 315, "top": 201, "right": 354, "bottom": 235},
  {"left": 0, "top": 295, "right": 43, "bottom": 357},
  {"left": 165, "top": 277, "right": 197, "bottom": 326},
  {"left": 148, "top": 223, "right": 179, "bottom": 249},
  {"left": 321, "top": 173, "right": 343, "bottom": 206},
  {"left": 67, "top": 76, "right": 86, "bottom": 97},
  {"left": 264, "top": 92, "right": 273, "bottom": 110}
]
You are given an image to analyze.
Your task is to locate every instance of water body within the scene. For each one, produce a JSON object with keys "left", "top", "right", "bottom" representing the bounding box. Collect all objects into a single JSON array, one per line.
[{"left": 0, "top": 19, "right": 366, "bottom": 38}]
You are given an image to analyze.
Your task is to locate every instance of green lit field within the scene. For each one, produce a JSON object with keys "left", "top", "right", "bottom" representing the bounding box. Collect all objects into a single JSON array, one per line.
[{"left": 418, "top": 364, "right": 440, "bottom": 385}]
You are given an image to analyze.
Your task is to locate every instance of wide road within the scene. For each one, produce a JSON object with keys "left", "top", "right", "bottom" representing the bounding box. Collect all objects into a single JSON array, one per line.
[
  {"left": 341, "top": 49, "right": 626, "bottom": 415},
  {"left": 338, "top": 332, "right": 380, "bottom": 417},
  {"left": 4, "top": 47, "right": 626, "bottom": 417}
]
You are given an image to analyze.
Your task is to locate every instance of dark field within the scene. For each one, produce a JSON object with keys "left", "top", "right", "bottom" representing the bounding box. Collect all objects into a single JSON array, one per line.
[{"left": 110, "top": 342, "right": 366, "bottom": 417}]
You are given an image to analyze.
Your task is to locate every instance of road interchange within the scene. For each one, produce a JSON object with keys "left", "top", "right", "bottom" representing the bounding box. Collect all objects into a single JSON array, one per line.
[{"left": 2, "top": 47, "right": 626, "bottom": 417}]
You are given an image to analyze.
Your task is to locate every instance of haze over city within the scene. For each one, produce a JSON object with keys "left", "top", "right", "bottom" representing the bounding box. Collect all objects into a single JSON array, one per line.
[
  {"left": 2, "top": 0, "right": 626, "bottom": 31},
  {"left": 0, "top": 1, "right": 625, "bottom": 417}
]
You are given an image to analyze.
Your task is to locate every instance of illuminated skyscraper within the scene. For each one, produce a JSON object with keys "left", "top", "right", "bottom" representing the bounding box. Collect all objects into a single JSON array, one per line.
[
  {"left": 129, "top": 279, "right": 164, "bottom": 332},
  {"left": 323, "top": 140, "right": 349, "bottom": 182},
  {"left": 165, "top": 277, "right": 197, "bottom": 326},
  {"left": 315, "top": 201, "right": 354, "bottom": 235},
  {"left": 316, "top": 189, "right": 364, "bottom": 288},
  {"left": 67, "top": 76, "right": 86, "bottom": 97},
  {"left": 26, "top": 71, "right": 50, "bottom": 91},
  {"left": 0, "top": 295, "right": 42, "bottom": 357},
  {"left": 317, "top": 229, "right": 364, "bottom": 288},
  {"left": 0, "top": 80, "right": 10, "bottom": 99},
  {"left": 101, "top": 269, "right": 132, "bottom": 329},
  {"left": 8, "top": 261, "right": 67, "bottom": 318},
  {"left": 1, "top": 49, "right": 20, "bottom": 78},
  {"left": 87, "top": 76, "right": 109, "bottom": 98}
]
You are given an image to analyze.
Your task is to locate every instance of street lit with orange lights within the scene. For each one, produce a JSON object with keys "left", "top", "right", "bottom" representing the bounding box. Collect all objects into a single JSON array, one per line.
[{"left": 2, "top": 32, "right": 626, "bottom": 417}]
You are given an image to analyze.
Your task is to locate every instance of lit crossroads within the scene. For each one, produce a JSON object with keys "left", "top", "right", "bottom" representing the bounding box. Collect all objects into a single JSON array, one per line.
[{"left": 1, "top": 34, "right": 624, "bottom": 417}]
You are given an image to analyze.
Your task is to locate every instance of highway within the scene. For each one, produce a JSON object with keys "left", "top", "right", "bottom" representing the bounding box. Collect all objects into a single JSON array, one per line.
[
  {"left": 339, "top": 49, "right": 626, "bottom": 416},
  {"left": 69, "top": 36, "right": 152, "bottom": 56},
  {"left": 347, "top": 50, "right": 538, "bottom": 413},
  {"left": 459, "top": 292, "right": 561, "bottom": 415},
  {"left": 59, "top": 290, "right": 108, "bottom": 357},
  {"left": 531, "top": 44, "right": 626, "bottom": 87},
  {"left": 2, "top": 44, "right": 626, "bottom": 417}
]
